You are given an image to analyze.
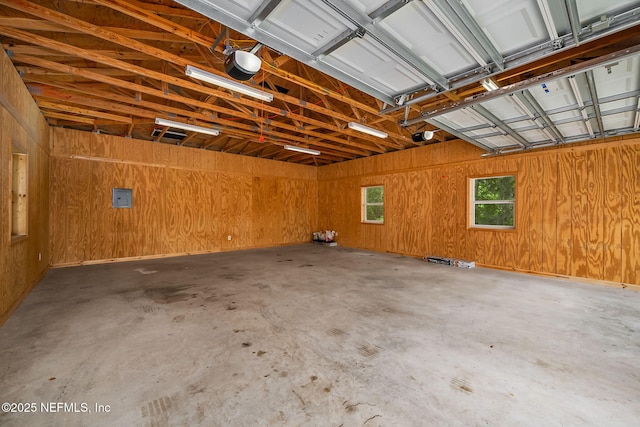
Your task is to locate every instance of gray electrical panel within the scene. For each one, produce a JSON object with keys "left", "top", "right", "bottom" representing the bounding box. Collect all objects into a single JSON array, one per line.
[{"left": 112, "top": 188, "right": 133, "bottom": 208}]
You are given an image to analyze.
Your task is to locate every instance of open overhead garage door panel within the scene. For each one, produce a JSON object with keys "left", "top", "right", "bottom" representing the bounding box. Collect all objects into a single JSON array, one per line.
[
  {"left": 0, "top": 0, "right": 637, "bottom": 161},
  {"left": 177, "top": 0, "right": 640, "bottom": 154}
]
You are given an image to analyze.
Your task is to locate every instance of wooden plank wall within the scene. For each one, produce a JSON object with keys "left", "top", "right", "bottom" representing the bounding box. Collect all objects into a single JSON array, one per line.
[
  {"left": 317, "top": 138, "right": 640, "bottom": 286},
  {"left": 0, "top": 48, "right": 50, "bottom": 325},
  {"left": 49, "top": 127, "right": 318, "bottom": 266}
]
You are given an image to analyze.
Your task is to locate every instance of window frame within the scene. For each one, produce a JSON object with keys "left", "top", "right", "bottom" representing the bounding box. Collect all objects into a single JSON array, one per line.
[
  {"left": 10, "top": 145, "right": 29, "bottom": 243},
  {"left": 361, "top": 185, "right": 384, "bottom": 224},
  {"left": 468, "top": 174, "right": 516, "bottom": 231}
]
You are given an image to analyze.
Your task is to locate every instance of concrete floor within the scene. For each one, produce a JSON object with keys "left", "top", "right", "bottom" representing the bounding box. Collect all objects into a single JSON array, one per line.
[{"left": 1, "top": 245, "right": 639, "bottom": 427}]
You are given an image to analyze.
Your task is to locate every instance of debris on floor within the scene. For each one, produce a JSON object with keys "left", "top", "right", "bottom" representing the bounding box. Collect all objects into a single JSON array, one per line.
[
  {"left": 312, "top": 230, "right": 338, "bottom": 246},
  {"left": 423, "top": 256, "right": 475, "bottom": 268}
]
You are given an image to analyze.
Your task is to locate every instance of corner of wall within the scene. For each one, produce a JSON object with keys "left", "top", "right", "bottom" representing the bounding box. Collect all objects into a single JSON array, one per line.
[{"left": 0, "top": 47, "right": 50, "bottom": 326}]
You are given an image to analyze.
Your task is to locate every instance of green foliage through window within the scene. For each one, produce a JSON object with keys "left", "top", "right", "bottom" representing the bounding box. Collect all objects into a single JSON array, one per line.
[
  {"left": 363, "top": 186, "right": 384, "bottom": 223},
  {"left": 472, "top": 176, "right": 515, "bottom": 228},
  {"left": 474, "top": 176, "right": 515, "bottom": 201},
  {"left": 365, "top": 186, "right": 384, "bottom": 203}
]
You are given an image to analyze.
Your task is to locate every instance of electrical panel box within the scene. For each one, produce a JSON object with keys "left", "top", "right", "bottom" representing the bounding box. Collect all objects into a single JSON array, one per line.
[{"left": 112, "top": 188, "right": 133, "bottom": 208}]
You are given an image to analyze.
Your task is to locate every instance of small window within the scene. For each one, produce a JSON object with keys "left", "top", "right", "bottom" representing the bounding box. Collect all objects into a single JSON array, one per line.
[
  {"left": 362, "top": 185, "right": 384, "bottom": 224},
  {"left": 112, "top": 188, "right": 133, "bottom": 208},
  {"left": 470, "top": 175, "right": 515, "bottom": 229},
  {"left": 11, "top": 152, "right": 28, "bottom": 238}
]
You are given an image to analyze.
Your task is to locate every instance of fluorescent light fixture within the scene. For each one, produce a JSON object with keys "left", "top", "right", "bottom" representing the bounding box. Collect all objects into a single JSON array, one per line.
[
  {"left": 155, "top": 118, "right": 220, "bottom": 136},
  {"left": 284, "top": 145, "right": 321, "bottom": 155},
  {"left": 185, "top": 65, "right": 273, "bottom": 102},
  {"left": 480, "top": 78, "right": 500, "bottom": 92},
  {"left": 347, "top": 122, "right": 388, "bottom": 138}
]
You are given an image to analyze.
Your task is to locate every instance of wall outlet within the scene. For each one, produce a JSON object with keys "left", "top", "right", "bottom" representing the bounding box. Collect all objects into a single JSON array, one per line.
[{"left": 227, "top": 235, "right": 232, "bottom": 241}]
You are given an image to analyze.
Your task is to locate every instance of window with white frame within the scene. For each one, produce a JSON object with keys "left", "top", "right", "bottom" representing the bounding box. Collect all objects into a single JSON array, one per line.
[
  {"left": 362, "top": 185, "right": 384, "bottom": 224},
  {"left": 470, "top": 175, "right": 515, "bottom": 229}
]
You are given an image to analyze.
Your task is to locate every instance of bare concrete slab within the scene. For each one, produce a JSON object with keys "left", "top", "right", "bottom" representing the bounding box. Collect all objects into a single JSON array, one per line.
[{"left": 1, "top": 245, "right": 639, "bottom": 426}]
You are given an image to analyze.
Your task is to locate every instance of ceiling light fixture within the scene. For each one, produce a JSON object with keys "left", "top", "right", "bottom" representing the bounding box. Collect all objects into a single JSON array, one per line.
[
  {"left": 185, "top": 65, "right": 274, "bottom": 102},
  {"left": 480, "top": 78, "right": 500, "bottom": 92},
  {"left": 347, "top": 122, "right": 388, "bottom": 139},
  {"left": 155, "top": 118, "right": 220, "bottom": 136},
  {"left": 284, "top": 145, "right": 321, "bottom": 156}
]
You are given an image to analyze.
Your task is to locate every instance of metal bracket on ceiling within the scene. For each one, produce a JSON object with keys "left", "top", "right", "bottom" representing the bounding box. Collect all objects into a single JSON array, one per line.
[
  {"left": 429, "top": 0, "right": 505, "bottom": 71},
  {"left": 311, "top": 26, "right": 365, "bottom": 59},
  {"left": 425, "top": 117, "right": 494, "bottom": 152},
  {"left": 591, "top": 15, "right": 611, "bottom": 33},
  {"left": 380, "top": 85, "right": 442, "bottom": 115},
  {"left": 585, "top": 70, "right": 605, "bottom": 136},
  {"left": 211, "top": 26, "right": 227, "bottom": 52},
  {"left": 26, "top": 85, "right": 42, "bottom": 96},
  {"left": 321, "top": 0, "right": 447, "bottom": 89},
  {"left": 471, "top": 104, "right": 531, "bottom": 148},
  {"left": 604, "top": 62, "right": 619, "bottom": 74},
  {"left": 515, "top": 91, "right": 565, "bottom": 143},
  {"left": 248, "top": 0, "right": 283, "bottom": 27},
  {"left": 564, "top": 0, "right": 581, "bottom": 46},
  {"left": 250, "top": 43, "right": 263, "bottom": 54},
  {"left": 369, "top": 0, "right": 414, "bottom": 22},
  {"left": 354, "top": 26, "right": 366, "bottom": 38}
]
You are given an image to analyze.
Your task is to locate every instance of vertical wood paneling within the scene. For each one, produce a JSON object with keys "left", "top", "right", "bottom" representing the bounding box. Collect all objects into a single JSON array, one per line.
[
  {"left": 444, "top": 167, "right": 456, "bottom": 257},
  {"left": 317, "top": 138, "right": 640, "bottom": 286},
  {"left": 471, "top": 230, "right": 486, "bottom": 266},
  {"left": 454, "top": 166, "right": 468, "bottom": 260},
  {"left": 1, "top": 47, "right": 49, "bottom": 325},
  {"left": 421, "top": 171, "right": 433, "bottom": 257},
  {"left": 556, "top": 153, "right": 573, "bottom": 275},
  {"left": 502, "top": 158, "right": 518, "bottom": 270},
  {"left": 430, "top": 168, "right": 445, "bottom": 256},
  {"left": 529, "top": 156, "right": 544, "bottom": 272},
  {"left": 571, "top": 151, "right": 588, "bottom": 278},
  {"left": 622, "top": 145, "right": 640, "bottom": 284},
  {"left": 252, "top": 176, "right": 279, "bottom": 247},
  {"left": 516, "top": 157, "right": 531, "bottom": 271},
  {"left": 587, "top": 150, "right": 605, "bottom": 280},
  {"left": 603, "top": 147, "right": 622, "bottom": 283},
  {"left": 49, "top": 158, "right": 67, "bottom": 264},
  {"left": 33, "top": 123, "right": 640, "bottom": 297},
  {"left": 50, "top": 130, "right": 316, "bottom": 264},
  {"left": 218, "top": 173, "right": 250, "bottom": 249},
  {"left": 387, "top": 174, "right": 403, "bottom": 254},
  {"left": 486, "top": 231, "right": 504, "bottom": 267},
  {"left": 1, "top": 109, "right": 7, "bottom": 317},
  {"left": 541, "top": 154, "right": 557, "bottom": 274}
]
